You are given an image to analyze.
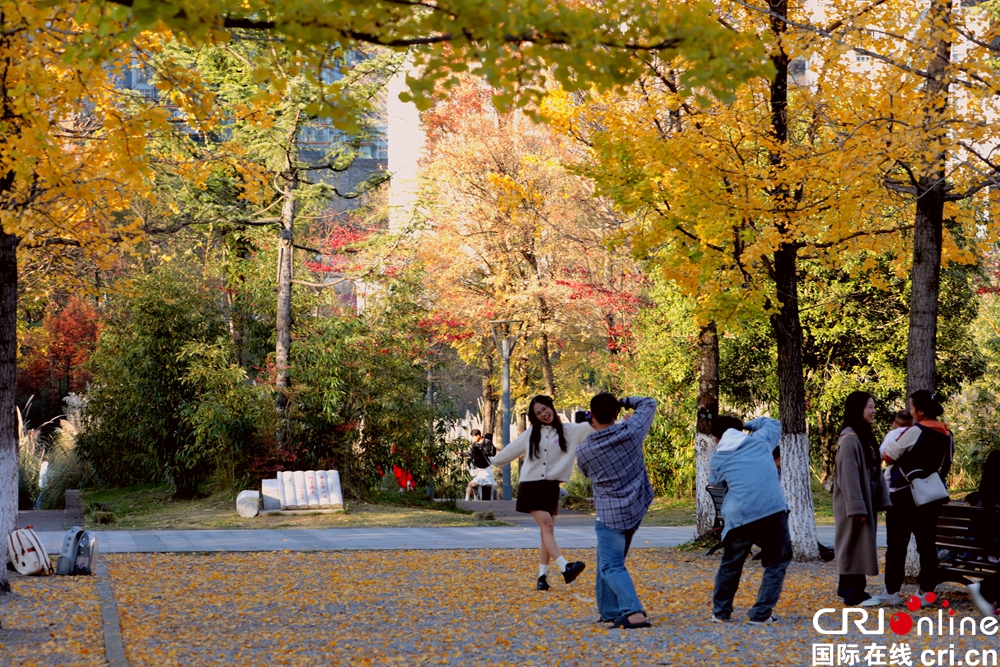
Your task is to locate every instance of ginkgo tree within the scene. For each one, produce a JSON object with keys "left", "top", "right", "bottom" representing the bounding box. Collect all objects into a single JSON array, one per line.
[{"left": 729, "top": 0, "right": 1000, "bottom": 392}]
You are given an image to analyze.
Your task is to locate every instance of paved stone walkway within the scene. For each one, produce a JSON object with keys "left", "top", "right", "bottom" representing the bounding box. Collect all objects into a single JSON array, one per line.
[
  {"left": 16, "top": 509, "right": 78, "bottom": 532},
  {"left": 34, "top": 524, "right": 876, "bottom": 553},
  {"left": 454, "top": 499, "right": 596, "bottom": 526}
]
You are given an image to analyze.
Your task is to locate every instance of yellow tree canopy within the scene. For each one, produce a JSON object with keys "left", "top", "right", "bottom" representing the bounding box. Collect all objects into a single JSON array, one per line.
[
  {"left": 544, "top": 0, "right": 998, "bottom": 329},
  {"left": 3, "top": 0, "right": 775, "bottom": 276}
]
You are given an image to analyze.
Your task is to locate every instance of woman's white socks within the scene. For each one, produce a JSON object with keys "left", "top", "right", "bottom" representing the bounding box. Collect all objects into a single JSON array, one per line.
[
  {"left": 555, "top": 556, "right": 568, "bottom": 573},
  {"left": 538, "top": 564, "right": 548, "bottom": 577}
]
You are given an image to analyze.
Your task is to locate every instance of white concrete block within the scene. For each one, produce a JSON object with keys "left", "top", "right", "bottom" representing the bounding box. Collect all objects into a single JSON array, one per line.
[
  {"left": 305, "top": 471, "right": 321, "bottom": 508},
  {"left": 280, "top": 471, "right": 296, "bottom": 509},
  {"left": 236, "top": 490, "right": 260, "bottom": 518},
  {"left": 327, "top": 470, "right": 343, "bottom": 509},
  {"left": 261, "top": 479, "right": 281, "bottom": 511},
  {"left": 317, "top": 471, "right": 332, "bottom": 508},
  {"left": 293, "top": 471, "right": 309, "bottom": 509}
]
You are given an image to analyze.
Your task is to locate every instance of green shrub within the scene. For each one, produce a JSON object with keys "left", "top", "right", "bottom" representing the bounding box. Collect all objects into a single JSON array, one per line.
[
  {"left": 77, "top": 270, "right": 232, "bottom": 498},
  {"left": 39, "top": 421, "right": 89, "bottom": 510}
]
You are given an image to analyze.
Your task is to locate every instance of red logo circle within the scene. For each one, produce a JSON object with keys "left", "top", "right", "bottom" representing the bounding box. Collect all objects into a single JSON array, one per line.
[
  {"left": 906, "top": 596, "right": 922, "bottom": 611},
  {"left": 890, "top": 612, "right": 913, "bottom": 635}
]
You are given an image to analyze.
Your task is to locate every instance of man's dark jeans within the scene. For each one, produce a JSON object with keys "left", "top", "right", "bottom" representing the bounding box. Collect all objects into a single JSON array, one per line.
[
  {"left": 885, "top": 487, "right": 941, "bottom": 595},
  {"left": 981, "top": 572, "right": 1000, "bottom": 605},
  {"left": 712, "top": 510, "right": 792, "bottom": 622}
]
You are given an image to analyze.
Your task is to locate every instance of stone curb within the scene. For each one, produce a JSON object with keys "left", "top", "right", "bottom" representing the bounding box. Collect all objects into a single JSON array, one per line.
[{"left": 94, "top": 558, "right": 129, "bottom": 667}]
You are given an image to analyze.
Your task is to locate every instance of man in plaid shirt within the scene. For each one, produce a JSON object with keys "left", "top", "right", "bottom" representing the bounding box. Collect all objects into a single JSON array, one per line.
[{"left": 576, "top": 393, "right": 656, "bottom": 629}]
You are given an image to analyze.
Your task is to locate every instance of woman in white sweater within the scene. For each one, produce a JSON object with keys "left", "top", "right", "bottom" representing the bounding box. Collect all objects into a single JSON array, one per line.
[{"left": 491, "top": 395, "right": 594, "bottom": 590}]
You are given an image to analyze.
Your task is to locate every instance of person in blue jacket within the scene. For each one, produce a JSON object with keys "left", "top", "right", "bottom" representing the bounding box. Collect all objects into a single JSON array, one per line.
[{"left": 708, "top": 414, "right": 791, "bottom": 625}]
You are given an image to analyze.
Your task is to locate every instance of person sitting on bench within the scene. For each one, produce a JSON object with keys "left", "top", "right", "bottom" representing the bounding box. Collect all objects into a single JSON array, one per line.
[{"left": 967, "top": 451, "right": 1000, "bottom": 617}]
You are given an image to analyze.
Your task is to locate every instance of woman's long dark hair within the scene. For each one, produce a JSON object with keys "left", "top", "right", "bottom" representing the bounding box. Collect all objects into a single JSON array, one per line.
[
  {"left": 842, "top": 391, "right": 879, "bottom": 457},
  {"left": 527, "top": 395, "right": 567, "bottom": 460}
]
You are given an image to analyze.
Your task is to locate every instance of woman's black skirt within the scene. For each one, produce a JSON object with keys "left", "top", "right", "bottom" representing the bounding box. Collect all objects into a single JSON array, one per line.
[{"left": 515, "top": 479, "right": 561, "bottom": 516}]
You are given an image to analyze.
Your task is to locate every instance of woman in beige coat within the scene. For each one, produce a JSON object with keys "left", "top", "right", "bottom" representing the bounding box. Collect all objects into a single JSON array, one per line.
[{"left": 833, "top": 391, "right": 891, "bottom": 606}]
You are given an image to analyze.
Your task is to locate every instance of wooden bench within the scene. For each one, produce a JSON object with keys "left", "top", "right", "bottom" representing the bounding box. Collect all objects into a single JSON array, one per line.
[
  {"left": 705, "top": 484, "right": 834, "bottom": 561},
  {"left": 707, "top": 485, "right": 727, "bottom": 555},
  {"left": 935, "top": 502, "right": 999, "bottom": 585}
]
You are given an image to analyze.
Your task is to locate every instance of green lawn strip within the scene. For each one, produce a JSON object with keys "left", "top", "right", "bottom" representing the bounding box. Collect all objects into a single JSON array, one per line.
[{"left": 81, "top": 485, "right": 496, "bottom": 531}]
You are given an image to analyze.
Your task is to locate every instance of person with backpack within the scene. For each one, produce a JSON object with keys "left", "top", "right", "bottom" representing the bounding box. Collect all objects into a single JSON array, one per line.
[
  {"left": 832, "top": 391, "right": 892, "bottom": 606},
  {"left": 490, "top": 395, "right": 593, "bottom": 590},
  {"left": 708, "top": 414, "right": 791, "bottom": 625},
  {"left": 464, "top": 430, "right": 495, "bottom": 501},
  {"left": 876, "top": 390, "right": 955, "bottom": 607}
]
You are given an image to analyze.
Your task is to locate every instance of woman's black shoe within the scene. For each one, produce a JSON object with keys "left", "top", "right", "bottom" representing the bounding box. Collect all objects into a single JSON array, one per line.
[
  {"left": 537, "top": 575, "right": 551, "bottom": 591},
  {"left": 562, "top": 561, "right": 586, "bottom": 584}
]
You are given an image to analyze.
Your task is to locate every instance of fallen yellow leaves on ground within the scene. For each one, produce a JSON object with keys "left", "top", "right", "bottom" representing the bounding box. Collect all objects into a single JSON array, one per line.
[
  {"left": 0, "top": 573, "right": 105, "bottom": 667},
  {"left": 105, "top": 548, "right": 988, "bottom": 667}
]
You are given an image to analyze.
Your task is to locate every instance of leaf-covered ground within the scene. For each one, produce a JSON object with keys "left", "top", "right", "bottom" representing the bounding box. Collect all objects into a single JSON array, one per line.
[
  {"left": 0, "top": 573, "right": 105, "bottom": 667},
  {"left": 105, "top": 548, "right": 985, "bottom": 666}
]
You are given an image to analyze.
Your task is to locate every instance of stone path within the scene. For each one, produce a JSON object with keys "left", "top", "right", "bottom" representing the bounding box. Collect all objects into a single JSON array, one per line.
[
  {"left": 33, "top": 524, "right": 876, "bottom": 554},
  {"left": 16, "top": 509, "right": 81, "bottom": 532},
  {"left": 454, "top": 499, "right": 596, "bottom": 526}
]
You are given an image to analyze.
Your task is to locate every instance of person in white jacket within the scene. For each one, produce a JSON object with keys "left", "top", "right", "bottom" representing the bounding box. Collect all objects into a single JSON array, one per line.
[{"left": 491, "top": 395, "right": 594, "bottom": 590}]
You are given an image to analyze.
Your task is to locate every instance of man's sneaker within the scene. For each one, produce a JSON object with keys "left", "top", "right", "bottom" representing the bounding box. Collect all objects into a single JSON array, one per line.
[
  {"left": 869, "top": 589, "right": 902, "bottom": 606},
  {"left": 536, "top": 575, "right": 550, "bottom": 591},
  {"left": 858, "top": 596, "right": 882, "bottom": 607},
  {"left": 748, "top": 614, "right": 779, "bottom": 625},
  {"left": 967, "top": 582, "right": 995, "bottom": 617},
  {"left": 710, "top": 614, "right": 731, "bottom": 623},
  {"left": 562, "top": 561, "right": 586, "bottom": 584}
]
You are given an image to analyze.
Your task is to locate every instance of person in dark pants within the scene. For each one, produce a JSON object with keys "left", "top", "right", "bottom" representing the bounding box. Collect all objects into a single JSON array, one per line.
[
  {"left": 967, "top": 452, "right": 1000, "bottom": 617},
  {"left": 968, "top": 573, "right": 1000, "bottom": 617},
  {"left": 708, "top": 415, "right": 792, "bottom": 625},
  {"left": 576, "top": 393, "right": 658, "bottom": 629},
  {"left": 881, "top": 390, "right": 954, "bottom": 607}
]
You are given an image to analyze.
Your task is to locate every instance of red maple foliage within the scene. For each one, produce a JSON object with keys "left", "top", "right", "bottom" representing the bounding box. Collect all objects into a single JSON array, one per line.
[{"left": 17, "top": 297, "right": 100, "bottom": 418}]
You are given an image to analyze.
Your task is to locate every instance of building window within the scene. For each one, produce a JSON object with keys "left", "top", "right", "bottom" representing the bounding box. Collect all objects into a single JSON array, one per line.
[
  {"left": 789, "top": 58, "right": 807, "bottom": 77},
  {"left": 133, "top": 66, "right": 153, "bottom": 85}
]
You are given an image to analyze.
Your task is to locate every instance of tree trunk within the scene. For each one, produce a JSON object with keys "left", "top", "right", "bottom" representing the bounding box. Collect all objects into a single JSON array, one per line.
[
  {"left": 906, "top": 0, "right": 951, "bottom": 395},
  {"left": 771, "top": 245, "right": 819, "bottom": 561},
  {"left": 275, "top": 173, "right": 297, "bottom": 442},
  {"left": 763, "top": 0, "right": 818, "bottom": 561},
  {"left": 538, "top": 331, "right": 556, "bottom": 397},
  {"left": 0, "top": 229, "right": 18, "bottom": 593},
  {"left": 695, "top": 322, "right": 719, "bottom": 539},
  {"left": 481, "top": 353, "right": 497, "bottom": 435},
  {"left": 907, "top": 186, "right": 943, "bottom": 394}
]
